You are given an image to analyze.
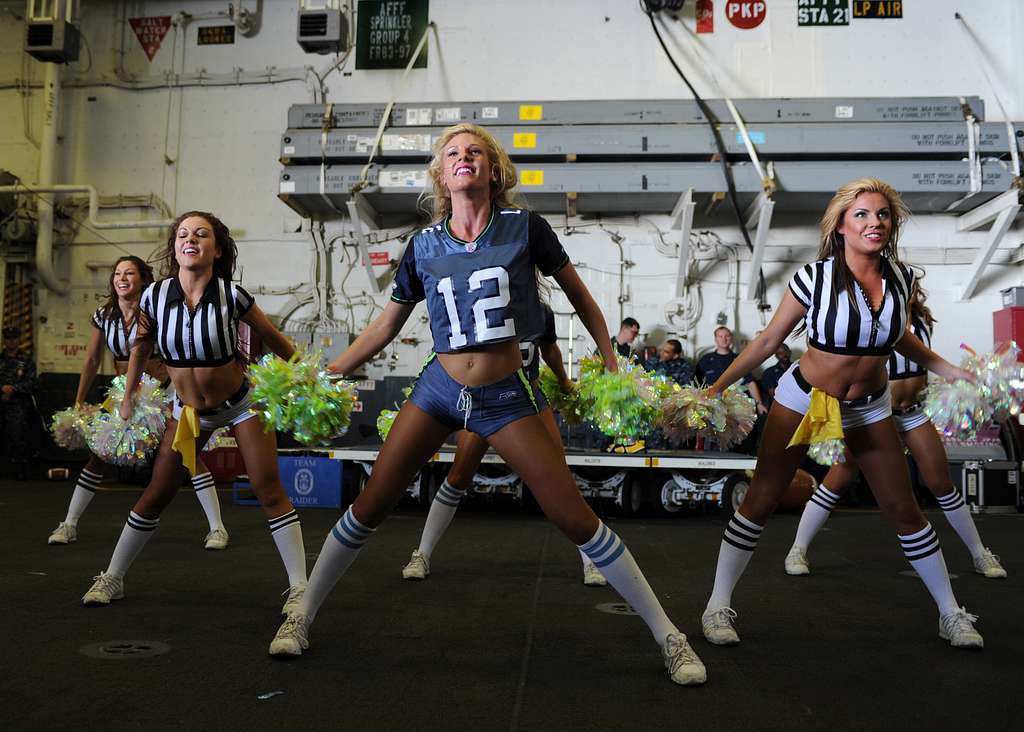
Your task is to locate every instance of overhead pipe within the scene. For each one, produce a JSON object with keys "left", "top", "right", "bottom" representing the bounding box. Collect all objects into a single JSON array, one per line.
[{"left": 0, "top": 183, "right": 176, "bottom": 231}]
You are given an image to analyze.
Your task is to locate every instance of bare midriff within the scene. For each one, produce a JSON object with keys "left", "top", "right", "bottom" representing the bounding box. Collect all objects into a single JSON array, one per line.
[
  {"left": 890, "top": 374, "right": 927, "bottom": 408},
  {"left": 437, "top": 339, "right": 523, "bottom": 387},
  {"left": 165, "top": 361, "right": 247, "bottom": 408},
  {"left": 799, "top": 346, "right": 889, "bottom": 401}
]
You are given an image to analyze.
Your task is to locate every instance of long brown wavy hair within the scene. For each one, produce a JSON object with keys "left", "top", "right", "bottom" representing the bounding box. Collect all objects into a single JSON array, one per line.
[
  {"left": 99, "top": 256, "right": 154, "bottom": 320},
  {"left": 909, "top": 268, "right": 936, "bottom": 328},
  {"left": 155, "top": 210, "right": 238, "bottom": 280}
]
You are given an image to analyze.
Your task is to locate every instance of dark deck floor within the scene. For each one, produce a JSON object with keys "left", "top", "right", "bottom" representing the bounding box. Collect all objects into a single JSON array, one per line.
[{"left": 3, "top": 479, "right": 1020, "bottom": 730}]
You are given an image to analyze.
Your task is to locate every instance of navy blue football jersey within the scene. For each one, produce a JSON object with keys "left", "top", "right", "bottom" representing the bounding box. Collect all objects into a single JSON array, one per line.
[
  {"left": 391, "top": 207, "right": 569, "bottom": 353},
  {"left": 519, "top": 304, "right": 557, "bottom": 381}
]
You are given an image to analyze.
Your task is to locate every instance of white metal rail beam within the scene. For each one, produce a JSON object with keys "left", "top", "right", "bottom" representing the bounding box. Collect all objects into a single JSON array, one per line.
[{"left": 956, "top": 188, "right": 1022, "bottom": 300}]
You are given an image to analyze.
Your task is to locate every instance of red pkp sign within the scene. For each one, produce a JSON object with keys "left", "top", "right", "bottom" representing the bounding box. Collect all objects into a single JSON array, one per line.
[{"left": 726, "top": 1, "right": 766, "bottom": 29}]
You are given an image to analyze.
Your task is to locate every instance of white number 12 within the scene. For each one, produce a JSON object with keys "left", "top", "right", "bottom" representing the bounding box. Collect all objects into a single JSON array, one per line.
[{"left": 437, "top": 266, "right": 515, "bottom": 350}]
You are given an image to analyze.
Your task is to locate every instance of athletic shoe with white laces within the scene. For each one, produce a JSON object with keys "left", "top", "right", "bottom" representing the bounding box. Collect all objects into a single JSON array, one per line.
[
  {"left": 402, "top": 549, "right": 430, "bottom": 580},
  {"left": 662, "top": 633, "right": 707, "bottom": 686},
  {"left": 82, "top": 571, "right": 124, "bottom": 606},
  {"left": 269, "top": 613, "right": 310, "bottom": 657},
  {"left": 784, "top": 546, "right": 811, "bottom": 576},
  {"left": 939, "top": 607, "right": 984, "bottom": 649},
  {"left": 973, "top": 548, "right": 1007, "bottom": 579},
  {"left": 48, "top": 522, "right": 77, "bottom": 545},
  {"left": 203, "top": 528, "right": 229, "bottom": 551},
  {"left": 702, "top": 606, "right": 740, "bottom": 645},
  {"left": 582, "top": 562, "right": 608, "bottom": 587},
  {"left": 280, "top": 583, "right": 307, "bottom": 617}
]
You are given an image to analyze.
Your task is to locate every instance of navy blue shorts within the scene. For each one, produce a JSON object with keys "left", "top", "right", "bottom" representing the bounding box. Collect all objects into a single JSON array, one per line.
[{"left": 408, "top": 355, "right": 547, "bottom": 437}]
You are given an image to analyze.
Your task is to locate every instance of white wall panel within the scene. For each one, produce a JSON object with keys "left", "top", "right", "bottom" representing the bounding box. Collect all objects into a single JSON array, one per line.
[{"left": 0, "top": 0, "right": 1020, "bottom": 374}]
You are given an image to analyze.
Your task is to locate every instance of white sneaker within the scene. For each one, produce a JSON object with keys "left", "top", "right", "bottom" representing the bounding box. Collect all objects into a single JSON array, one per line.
[
  {"left": 204, "top": 528, "right": 229, "bottom": 551},
  {"left": 269, "top": 613, "right": 310, "bottom": 657},
  {"left": 48, "top": 522, "right": 77, "bottom": 545},
  {"left": 662, "top": 633, "right": 707, "bottom": 686},
  {"left": 784, "top": 546, "right": 810, "bottom": 576},
  {"left": 701, "top": 606, "right": 740, "bottom": 646},
  {"left": 973, "top": 548, "right": 1007, "bottom": 579},
  {"left": 939, "top": 607, "right": 984, "bottom": 649},
  {"left": 402, "top": 549, "right": 430, "bottom": 580},
  {"left": 82, "top": 571, "right": 124, "bottom": 606},
  {"left": 281, "top": 584, "right": 307, "bottom": 617},
  {"left": 582, "top": 562, "right": 608, "bottom": 587}
]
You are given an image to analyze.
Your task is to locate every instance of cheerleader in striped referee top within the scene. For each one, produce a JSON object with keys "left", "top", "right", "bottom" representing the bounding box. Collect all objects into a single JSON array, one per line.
[
  {"left": 81, "top": 213, "right": 309, "bottom": 618},
  {"left": 701, "top": 179, "right": 985, "bottom": 650},
  {"left": 784, "top": 281, "right": 1006, "bottom": 579},
  {"left": 47, "top": 255, "right": 227, "bottom": 550}
]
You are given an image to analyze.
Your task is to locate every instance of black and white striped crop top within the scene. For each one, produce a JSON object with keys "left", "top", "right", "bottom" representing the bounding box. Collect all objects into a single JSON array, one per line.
[
  {"left": 788, "top": 256, "right": 914, "bottom": 357},
  {"left": 888, "top": 314, "right": 931, "bottom": 379},
  {"left": 90, "top": 307, "right": 138, "bottom": 362},
  {"left": 140, "top": 276, "right": 254, "bottom": 367}
]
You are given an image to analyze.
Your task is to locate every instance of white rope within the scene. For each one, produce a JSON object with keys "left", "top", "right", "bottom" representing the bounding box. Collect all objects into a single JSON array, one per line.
[{"left": 354, "top": 21, "right": 436, "bottom": 192}]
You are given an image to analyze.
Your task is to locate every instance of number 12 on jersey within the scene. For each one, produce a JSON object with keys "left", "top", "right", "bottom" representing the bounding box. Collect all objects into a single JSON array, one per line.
[{"left": 436, "top": 266, "right": 516, "bottom": 349}]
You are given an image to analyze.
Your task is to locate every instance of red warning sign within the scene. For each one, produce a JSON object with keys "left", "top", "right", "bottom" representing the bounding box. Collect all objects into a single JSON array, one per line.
[
  {"left": 726, "top": 1, "right": 766, "bottom": 29},
  {"left": 368, "top": 251, "right": 391, "bottom": 266},
  {"left": 129, "top": 16, "right": 172, "bottom": 62},
  {"left": 696, "top": 0, "right": 714, "bottom": 33}
]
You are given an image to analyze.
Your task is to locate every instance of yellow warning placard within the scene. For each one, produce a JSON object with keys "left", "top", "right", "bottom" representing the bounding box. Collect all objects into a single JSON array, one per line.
[
  {"left": 519, "top": 105, "right": 543, "bottom": 121},
  {"left": 519, "top": 170, "right": 545, "bottom": 186},
  {"left": 513, "top": 132, "right": 537, "bottom": 149}
]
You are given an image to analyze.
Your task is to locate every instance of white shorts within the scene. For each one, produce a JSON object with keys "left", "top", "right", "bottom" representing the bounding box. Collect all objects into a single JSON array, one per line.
[
  {"left": 171, "top": 381, "right": 257, "bottom": 431},
  {"left": 773, "top": 363, "right": 892, "bottom": 431},
  {"left": 892, "top": 402, "right": 930, "bottom": 433}
]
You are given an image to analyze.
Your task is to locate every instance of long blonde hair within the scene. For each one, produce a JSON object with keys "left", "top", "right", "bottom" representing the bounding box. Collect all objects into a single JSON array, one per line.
[
  {"left": 817, "top": 178, "right": 911, "bottom": 301},
  {"left": 420, "top": 123, "right": 521, "bottom": 223}
]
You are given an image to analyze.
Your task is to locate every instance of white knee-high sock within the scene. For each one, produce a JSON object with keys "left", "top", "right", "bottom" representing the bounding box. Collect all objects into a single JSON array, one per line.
[
  {"left": 268, "top": 510, "right": 307, "bottom": 588},
  {"left": 791, "top": 485, "right": 841, "bottom": 551},
  {"left": 706, "top": 513, "right": 764, "bottom": 612},
  {"left": 106, "top": 512, "right": 159, "bottom": 578},
  {"left": 417, "top": 479, "right": 466, "bottom": 558},
  {"left": 64, "top": 468, "right": 103, "bottom": 525},
  {"left": 191, "top": 472, "right": 225, "bottom": 532},
  {"left": 899, "top": 522, "right": 958, "bottom": 616},
  {"left": 936, "top": 490, "right": 985, "bottom": 560},
  {"left": 299, "top": 508, "right": 375, "bottom": 620},
  {"left": 578, "top": 522, "right": 678, "bottom": 645}
]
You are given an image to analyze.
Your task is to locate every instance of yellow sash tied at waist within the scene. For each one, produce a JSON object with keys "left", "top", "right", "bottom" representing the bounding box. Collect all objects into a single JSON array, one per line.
[
  {"left": 787, "top": 387, "right": 844, "bottom": 448},
  {"left": 172, "top": 404, "right": 200, "bottom": 476}
]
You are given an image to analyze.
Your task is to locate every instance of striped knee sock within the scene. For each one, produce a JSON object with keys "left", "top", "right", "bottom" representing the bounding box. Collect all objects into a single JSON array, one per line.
[
  {"left": 191, "top": 472, "right": 225, "bottom": 532},
  {"left": 300, "top": 508, "right": 376, "bottom": 620},
  {"left": 899, "top": 522, "right": 958, "bottom": 616},
  {"left": 707, "top": 513, "right": 764, "bottom": 611},
  {"left": 268, "top": 510, "right": 307, "bottom": 588},
  {"left": 936, "top": 490, "right": 986, "bottom": 560},
  {"left": 64, "top": 468, "right": 102, "bottom": 525},
  {"left": 107, "top": 511, "right": 159, "bottom": 578},
  {"left": 417, "top": 479, "right": 466, "bottom": 558},
  {"left": 792, "top": 484, "right": 841, "bottom": 550},
  {"left": 579, "top": 521, "right": 679, "bottom": 644}
]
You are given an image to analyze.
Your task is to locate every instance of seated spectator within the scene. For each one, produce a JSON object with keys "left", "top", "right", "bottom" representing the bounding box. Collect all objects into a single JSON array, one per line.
[
  {"left": 644, "top": 338, "right": 694, "bottom": 386},
  {"left": 610, "top": 317, "right": 640, "bottom": 359},
  {"left": 758, "top": 343, "right": 792, "bottom": 408}
]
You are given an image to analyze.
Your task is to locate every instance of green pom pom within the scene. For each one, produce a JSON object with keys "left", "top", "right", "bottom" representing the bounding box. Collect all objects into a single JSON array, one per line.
[
  {"left": 576, "top": 355, "right": 660, "bottom": 440},
  {"left": 377, "top": 409, "right": 399, "bottom": 441},
  {"left": 537, "top": 366, "right": 585, "bottom": 425},
  {"left": 249, "top": 351, "right": 357, "bottom": 446}
]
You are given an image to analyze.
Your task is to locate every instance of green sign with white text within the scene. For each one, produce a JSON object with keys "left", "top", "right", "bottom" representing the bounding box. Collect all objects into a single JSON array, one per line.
[
  {"left": 356, "top": 0, "right": 429, "bottom": 70},
  {"left": 797, "top": 0, "right": 850, "bottom": 26}
]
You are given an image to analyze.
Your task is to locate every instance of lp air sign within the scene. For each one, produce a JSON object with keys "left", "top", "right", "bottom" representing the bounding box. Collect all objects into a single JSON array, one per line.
[{"left": 726, "top": 1, "right": 766, "bottom": 29}]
